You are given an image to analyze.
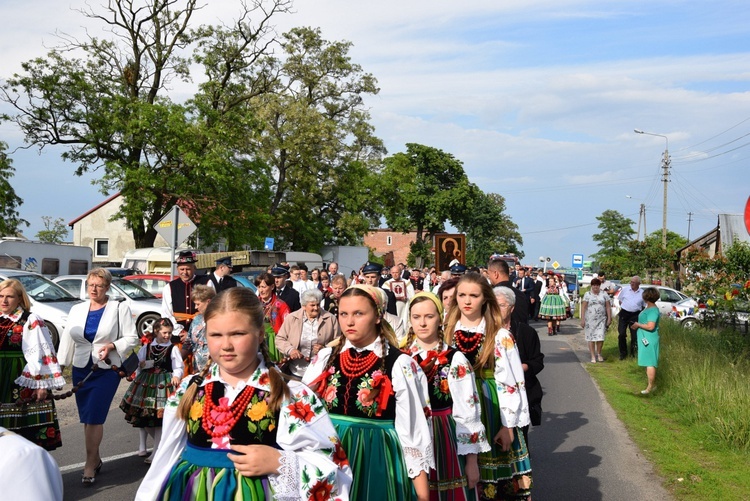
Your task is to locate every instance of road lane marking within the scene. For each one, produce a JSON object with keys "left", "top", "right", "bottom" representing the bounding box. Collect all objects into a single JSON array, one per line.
[{"left": 59, "top": 450, "right": 142, "bottom": 472}]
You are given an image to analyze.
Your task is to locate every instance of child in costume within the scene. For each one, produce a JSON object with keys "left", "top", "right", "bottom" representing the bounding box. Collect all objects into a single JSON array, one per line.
[
  {"left": 304, "top": 284, "right": 434, "bottom": 500},
  {"left": 135, "top": 287, "right": 350, "bottom": 501},
  {"left": 121, "top": 318, "right": 183, "bottom": 462},
  {"left": 406, "top": 291, "right": 490, "bottom": 500}
]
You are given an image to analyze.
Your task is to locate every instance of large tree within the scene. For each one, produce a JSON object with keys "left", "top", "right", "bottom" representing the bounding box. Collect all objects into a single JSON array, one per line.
[
  {"left": 591, "top": 209, "right": 635, "bottom": 277},
  {"left": 455, "top": 190, "right": 523, "bottom": 266},
  {"left": 380, "top": 143, "right": 475, "bottom": 267},
  {"left": 0, "top": 141, "right": 28, "bottom": 236},
  {"left": 36, "top": 216, "right": 69, "bottom": 243}
]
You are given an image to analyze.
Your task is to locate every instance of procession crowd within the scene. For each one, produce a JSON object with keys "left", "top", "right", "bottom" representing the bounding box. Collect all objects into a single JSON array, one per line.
[{"left": 1, "top": 250, "right": 669, "bottom": 501}]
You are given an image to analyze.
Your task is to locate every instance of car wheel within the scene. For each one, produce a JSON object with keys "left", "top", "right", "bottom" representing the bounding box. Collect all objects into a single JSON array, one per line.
[
  {"left": 681, "top": 317, "right": 698, "bottom": 330},
  {"left": 46, "top": 322, "right": 60, "bottom": 350},
  {"left": 137, "top": 313, "right": 160, "bottom": 336}
]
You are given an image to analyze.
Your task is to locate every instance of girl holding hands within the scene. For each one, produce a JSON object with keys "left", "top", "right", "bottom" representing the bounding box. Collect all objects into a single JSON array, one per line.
[{"left": 136, "top": 287, "right": 350, "bottom": 500}]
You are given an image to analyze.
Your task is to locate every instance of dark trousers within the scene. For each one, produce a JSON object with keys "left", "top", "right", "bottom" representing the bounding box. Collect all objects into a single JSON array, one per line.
[{"left": 618, "top": 309, "right": 640, "bottom": 358}]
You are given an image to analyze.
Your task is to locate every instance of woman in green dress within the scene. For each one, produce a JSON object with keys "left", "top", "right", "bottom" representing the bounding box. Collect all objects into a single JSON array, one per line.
[{"left": 631, "top": 287, "right": 661, "bottom": 395}]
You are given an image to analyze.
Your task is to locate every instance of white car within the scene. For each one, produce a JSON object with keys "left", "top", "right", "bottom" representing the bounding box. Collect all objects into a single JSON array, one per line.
[
  {"left": 0, "top": 268, "right": 83, "bottom": 347},
  {"left": 611, "top": 285, "right": 698, "bottom": 318},
  {"left": 53, "top": 275, "right": 162, "bottom": 336}
]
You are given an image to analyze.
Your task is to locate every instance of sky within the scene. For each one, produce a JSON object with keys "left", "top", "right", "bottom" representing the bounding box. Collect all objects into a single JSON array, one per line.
[{"left": 1, "top": 0, "right": 749, "bottom": 268}]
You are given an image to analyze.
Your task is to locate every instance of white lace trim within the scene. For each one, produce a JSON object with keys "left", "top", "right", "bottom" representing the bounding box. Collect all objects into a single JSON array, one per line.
[
  {"left": 268, "top": 450, "right": 299, "bottom": 500},
  {"left": 403, "top": 443, "right": 434, "bottom": 477}
]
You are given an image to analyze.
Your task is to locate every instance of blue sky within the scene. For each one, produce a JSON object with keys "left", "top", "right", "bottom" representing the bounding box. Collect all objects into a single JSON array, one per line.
[{"left": 1, "top": 0, "right": 749, "bottom": 268}]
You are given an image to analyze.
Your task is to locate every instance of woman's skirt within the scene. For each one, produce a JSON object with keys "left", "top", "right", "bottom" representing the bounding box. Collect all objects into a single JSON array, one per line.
[
  {"left": 476, "top": 374, "right": 532, "bottom": 500},
  {"left": 430, "top": 408, "right": 477, "bottom": 501},
  {"left": 0, "top": 350, "right": 62, "bottom": 450},
  {"left": 120, "top": 369, "right": 175, "bottom": 427},
  {"left": 159, "top": 444, "right": 269, "bottom": 500},
  {"left": 538, "top": 294, "right": 566, "bottom": 320},
  {"left": 72, "top": 359, "right": 121, "bottom": 425},
  {"left": 332, "top": 414, "right": 415, "bottom": 500},
  {"left": 264, "top": 323, "right": 282, "bottom": 363}
]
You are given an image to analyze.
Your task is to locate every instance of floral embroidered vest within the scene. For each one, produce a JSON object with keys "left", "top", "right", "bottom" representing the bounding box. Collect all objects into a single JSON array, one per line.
[
  {"left": 322, "top": 347, "right": 401, "bottom": 420},
  {"left": 413, "top": 348, "right": 457, "bottom": 412},
  {"left": 186, "top": 382, "right": 280, "bottom": 448}
]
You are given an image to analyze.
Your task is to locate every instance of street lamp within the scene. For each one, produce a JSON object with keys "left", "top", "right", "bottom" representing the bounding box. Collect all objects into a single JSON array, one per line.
[
  {"left": 539, "top": 256, "right": 551, "bottom": 272},
  {"left": 634, "top": 129, "right": 670, "bottom": 250}
]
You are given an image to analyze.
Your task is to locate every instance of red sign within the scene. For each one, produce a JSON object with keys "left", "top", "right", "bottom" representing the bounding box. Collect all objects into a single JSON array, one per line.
[{"left": 745, "top": 196, "right": 750, "bottom": 235}]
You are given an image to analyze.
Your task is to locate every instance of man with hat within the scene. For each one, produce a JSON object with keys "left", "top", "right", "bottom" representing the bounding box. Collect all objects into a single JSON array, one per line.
[
  {"left": 162, "top": 250, "right": 210, "bottom": 338},
  {"left": 272, "top": 264, "right": 301, "bottom": 312},
  {"left": 207, "top": 256, "right": 238, "bottom": 293}
]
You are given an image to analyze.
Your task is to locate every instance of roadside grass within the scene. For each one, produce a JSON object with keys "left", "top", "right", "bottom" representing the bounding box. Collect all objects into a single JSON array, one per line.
[{"left": 587, "top": 320, "right": 750, "bottom": 500}]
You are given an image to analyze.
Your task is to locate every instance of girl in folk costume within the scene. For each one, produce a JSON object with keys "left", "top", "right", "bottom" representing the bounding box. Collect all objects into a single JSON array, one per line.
[
  {"left": 135, "top": 287, "right": 350, "bottom": 501},
  {"left": 538, "top": 274, "right": 568, "bottom": 336},
  {"left": 303, "top": 285, "right": 434, "bottom": 501},
  {"left": 0, "top": 279, "right": 65, "bottom": 450},
  {"left": 120, "top": 318, "right": 184, "bottom": 462},
  {"left": 405, "top": 291, "right": 490, "bottom": 501},
  {"left": 445, "top": 273, "right": 532, "bottom": 501},
  {"left": 254, "top": 272, "right": 291, "bottom": 362}
]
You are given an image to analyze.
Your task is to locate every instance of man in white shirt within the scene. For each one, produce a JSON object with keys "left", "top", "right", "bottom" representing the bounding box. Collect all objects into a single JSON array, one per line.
[
  {"left": 617, "top": 276, "right": 647, "bottom": 360},
  {"left": 598, "top": 272, "right": 615, "bottom": 297},
  {"left": 382, "top": 265, "right": 414, "bottom": 324},
  {"left": 289, "top": 265, "right": 312, "bottom": 295}
]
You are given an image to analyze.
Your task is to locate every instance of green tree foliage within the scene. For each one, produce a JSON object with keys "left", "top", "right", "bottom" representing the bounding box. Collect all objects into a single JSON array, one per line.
[
  {"left": 591, "top": 209, "right": 635, "bottom": 278},
  {"left": 0, "top": 142, "right": 28, "bottom": 236},
  {"left": 624, "top": 229, "right": 687, "bottom": 281},
  {"left": 380, "top": 143, "right": 476, "bottom": 268},
  {"left": 1, "top": 1, "right": 381, "bottom": 251},
  {"left": 456, "top": 191, "right": 523, "bottom": 266},
  {"left": 36, "top": 216, "right": 68, "bottom": 243}
]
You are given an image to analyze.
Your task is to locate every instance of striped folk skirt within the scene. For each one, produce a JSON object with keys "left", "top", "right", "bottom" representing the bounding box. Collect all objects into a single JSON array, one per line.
[
  {"left": 158, "top": 444, "right": 270, "bottom": 500},
  {"left": 331, "top": 414, "right": 415, "bottom": 500},
  {"left": 120, "top": 369, "right": 175, "bottom": 428},
  {"left": 430, "top": 408, "right": 477, "bottom": 501},
  {"left": 476, "top": 374, "right": 532, "bottom": 500},
  {"left": 538, "top": 294, "right": 567, "bottom": 320}
]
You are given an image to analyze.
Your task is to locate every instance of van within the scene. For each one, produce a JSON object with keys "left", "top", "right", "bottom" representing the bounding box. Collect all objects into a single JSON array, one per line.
[
  {"left": 0, "top": 268, "right": 83, "bottom": 347},
  {"left": 0, "top": 239, "right": 92, "bottom": 277}
]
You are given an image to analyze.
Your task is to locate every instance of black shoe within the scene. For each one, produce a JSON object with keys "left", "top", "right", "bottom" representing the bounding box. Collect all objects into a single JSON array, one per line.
[{"left": 619, "top": 355, "right": 626, "bottom": 360}]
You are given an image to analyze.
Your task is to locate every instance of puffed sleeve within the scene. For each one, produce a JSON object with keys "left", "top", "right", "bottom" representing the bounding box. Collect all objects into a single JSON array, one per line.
[
  {"left": 448, "top": 351, "right": 490, "bottom": 455},
  {"left": 301, "top": 347, "right": 332, "bottom": 386},
  {"left": 15, "top": 313, "right": 66, "bottom": 390},
  {"left": 494, "top": 329, "right": 530, "bottom": 429},
  {"left": 135, "top": 378, "right": 191, "bottom": 501},
  {"left": 271, "top": 381, "right": 352, "bottom": 500},
  {"left": 114, "top": 303, "right": 140, "bottom": 356},
  {"left": 392, "top": 353, "right": 434, "bottom": 478}
]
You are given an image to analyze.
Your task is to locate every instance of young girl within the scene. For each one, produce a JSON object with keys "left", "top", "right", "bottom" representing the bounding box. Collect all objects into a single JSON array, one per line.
[
  {"left": 303, "top": 285, "right": 434, "bottom": 501},
  {"left": 120, "top": 318, "right": 184, "bottom": 463},
  {"left": 445, "top": 273, "right": 532, "bottom": 501},
  {"left": 406, "top": 291, "right": 490, "bottom": 501},
  {"left": 135, "top": 287, "right": 350, "bottom": 501},
  {"left": 181, "top": 285, "right": 216, "bottom": 373}
]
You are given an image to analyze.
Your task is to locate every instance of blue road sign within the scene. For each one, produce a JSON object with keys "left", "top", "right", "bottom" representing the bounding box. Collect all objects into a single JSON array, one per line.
[
  {"left": 265, "top": 237, "right": 275, "bottom": 251},
  {"left": 572, "top": 254, "right": 584, "bottom": 269}
]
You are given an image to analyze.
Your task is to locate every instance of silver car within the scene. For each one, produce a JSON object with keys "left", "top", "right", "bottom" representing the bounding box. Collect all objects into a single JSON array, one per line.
[
  {"left": 0, "top": 268, "right": 82, "bottom": 347},
  {"left": 53, "top": 275, "right": 162, "bottom": 336},
  {"left": 611, "top": 285, "right": 698, "bottom": 318}
]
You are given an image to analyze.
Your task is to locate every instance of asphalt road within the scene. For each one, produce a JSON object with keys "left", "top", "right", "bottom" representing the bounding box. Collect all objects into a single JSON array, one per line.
[{"left": 48, "top": 320, "right": 673, "bottom": 501}]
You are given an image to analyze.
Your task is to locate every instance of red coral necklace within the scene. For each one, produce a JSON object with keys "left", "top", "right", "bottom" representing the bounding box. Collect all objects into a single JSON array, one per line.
[
  {"left": 339, "top": 349, "right": 379, "bottom": 379},
  {"left": 454, "top": 329, "right": 484, "bottom": 354},
  {"left": 201, "top": 383, "right": 255, "bottom": 438}
]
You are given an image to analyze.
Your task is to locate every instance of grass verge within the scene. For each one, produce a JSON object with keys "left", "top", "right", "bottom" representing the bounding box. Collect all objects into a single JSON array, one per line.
[{"left": 587, "top": 320, "right": 750, "bottom": 500}]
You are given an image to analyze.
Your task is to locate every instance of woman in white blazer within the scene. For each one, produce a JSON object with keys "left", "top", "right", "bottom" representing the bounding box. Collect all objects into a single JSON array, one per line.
[{"left": 57, "top": 268, "right": 139, "bottom": 486}]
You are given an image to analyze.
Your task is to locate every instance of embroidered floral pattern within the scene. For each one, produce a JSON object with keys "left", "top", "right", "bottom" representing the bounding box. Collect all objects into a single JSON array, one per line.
[{"left": 285, "top": 388, "right": 326, "bottom": 434}]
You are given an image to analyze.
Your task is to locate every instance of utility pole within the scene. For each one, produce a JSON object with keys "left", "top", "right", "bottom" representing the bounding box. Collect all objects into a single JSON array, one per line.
[
  {"left": 687, "top": 212, "right": 693, "bottom": 241},
  {"left": 661, "top": 147, "right": 671, "bottom": 250},
  {"left": 636, "top": 203, "right": 647, "bottom": 241}
]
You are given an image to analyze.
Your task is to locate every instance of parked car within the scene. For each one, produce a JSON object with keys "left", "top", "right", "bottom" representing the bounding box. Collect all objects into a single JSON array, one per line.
[
  {"left": 611, "top": 285, "right": 698, "bottom": 319},
  {"left": 231, "top": 274, "right": 258, "bottom": 292},
  {"left": 0, "top": 268, "right": 82, "bottom": 347},
  {"left": 123, "top": 274, "right": 172, "bottom": 298},
  {"left": 104, "top": 267, "right": 140, "bottom": 278},
  {"left": 53, "top": 275, "right": 162, "bottom": 336}
]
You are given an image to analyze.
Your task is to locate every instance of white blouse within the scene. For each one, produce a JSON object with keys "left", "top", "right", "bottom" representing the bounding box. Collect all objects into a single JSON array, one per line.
[
  {"left": 136, "top": 360, "right": 351, "bottom": 501},
  {"left": 3, "top": 308, "right": 66, "bottom": 390},
  {"left": 303, "top": 338, "right": 435, "bottom": 478},
  {"left": 408, "top": 342, "right": 490, "bottom": 456}
]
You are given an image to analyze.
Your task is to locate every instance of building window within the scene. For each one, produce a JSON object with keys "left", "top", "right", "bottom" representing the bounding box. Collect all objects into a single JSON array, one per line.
[
  {"left": 95, "top": 239, "right": 109, "bottom": 258},
  {"left": 386, "top": 236, "right": 392, "bottom": 246},
  {"left": 41, "top": 259, "right": 60, "bottom": 276}
]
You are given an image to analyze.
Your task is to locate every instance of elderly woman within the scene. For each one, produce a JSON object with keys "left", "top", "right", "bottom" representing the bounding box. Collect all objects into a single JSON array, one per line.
[
  {"left": 57, "top": 268, "right": 140, "bottom": 486},
  {"left": 275, "top": 288, "right": 339, "bottom": 377},
  {"left": 581, "top": 278, "right": 612, "bottom": 363},
  {"left": 0, "top": 279, "right": 65, "bottom": 450},
  {"left": 631, "top": 287, "right": 661, "bottom": 395}
]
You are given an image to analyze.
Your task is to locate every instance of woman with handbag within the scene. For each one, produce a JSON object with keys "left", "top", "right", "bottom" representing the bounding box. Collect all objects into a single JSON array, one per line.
[
  {"left": 57, "top": 268, "right": 140, "bottom": 486},
  {"left": 0, "top": 279, "right": 65, "bottom": 450}
]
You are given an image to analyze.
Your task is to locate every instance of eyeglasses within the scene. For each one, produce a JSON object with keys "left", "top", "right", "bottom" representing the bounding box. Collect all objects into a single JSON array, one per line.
[
  {"left": 87, "top": 284, "right": 107, "bottom": 289},
  {"left": 497, "top": 303, "right": 510, "bottom": 309}
]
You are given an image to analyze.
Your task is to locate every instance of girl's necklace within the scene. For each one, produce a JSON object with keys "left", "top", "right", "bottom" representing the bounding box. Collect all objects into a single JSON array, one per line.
[{"left": 201, "top": 383, "right": 255, "bottom": 438}]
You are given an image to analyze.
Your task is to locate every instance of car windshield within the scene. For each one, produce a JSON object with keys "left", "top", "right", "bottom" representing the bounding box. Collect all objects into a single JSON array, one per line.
[
  {"left": 15, "top": 274, "right": 77, "bottom": 302},
  {"left": 113, "top": 278, "right": 156, "bottom": 300}
]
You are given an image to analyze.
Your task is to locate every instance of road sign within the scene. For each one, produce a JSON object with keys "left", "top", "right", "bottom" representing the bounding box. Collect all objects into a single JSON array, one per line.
[
  {"left": 154, "top": 206, "right": 196, "bottom": 247},
  {"left": 571, "top": 254, "right": 584, "bottom": 269},
  {"left": 264, "top": 237, "right": 275, "bottom": 251},
  {"left": 552, "top": 260, "right": 560, "bottom": 270}
]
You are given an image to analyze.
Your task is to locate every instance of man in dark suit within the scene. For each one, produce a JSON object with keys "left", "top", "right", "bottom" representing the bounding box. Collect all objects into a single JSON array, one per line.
[
  {"left": 514, "top": 267, "right": 534, "bottom": 320},
  {"left": 488, "top": 258, "right": 528, "bottom": 325},
  {"left": 531, "top": 271, "right": 544, "bottom": 320},
  {"left": 207, "top": 256, "right": 238, "bottom": 293},
  {"left": 272, "top": 265, "right": 301, "bottom": 312}
]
